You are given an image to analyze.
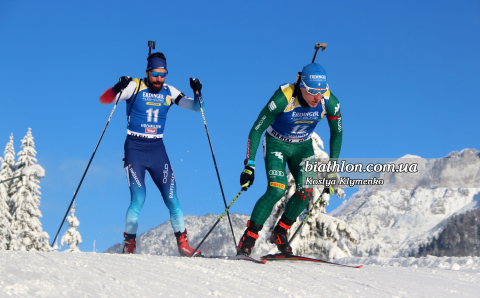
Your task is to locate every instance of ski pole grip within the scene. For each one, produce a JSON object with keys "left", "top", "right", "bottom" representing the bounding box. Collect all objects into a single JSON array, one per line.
[{"left": 315, "top": 43, "right": 328, "bottom": 52}]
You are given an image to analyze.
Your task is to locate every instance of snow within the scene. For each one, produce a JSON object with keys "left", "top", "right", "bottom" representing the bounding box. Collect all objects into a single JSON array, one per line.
[
  {"left": 1, "top": 251, "right": 479, "bottom": 297},
  {"left": 21, "top": 164, "right": 45, "bottom": 179}
]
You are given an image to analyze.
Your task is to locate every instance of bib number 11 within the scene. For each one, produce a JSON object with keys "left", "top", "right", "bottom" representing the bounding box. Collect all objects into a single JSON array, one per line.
[{"left": 146, "top": 108, "right": 159, "bottom": 123}]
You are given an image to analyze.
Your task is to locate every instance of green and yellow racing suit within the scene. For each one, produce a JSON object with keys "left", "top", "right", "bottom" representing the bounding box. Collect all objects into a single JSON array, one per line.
[{"left": 245, "top": 83, "right": 342, "bottom": 225}]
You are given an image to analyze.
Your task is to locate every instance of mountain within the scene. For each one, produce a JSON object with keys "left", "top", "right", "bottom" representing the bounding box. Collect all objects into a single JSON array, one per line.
[
  {"left": 330, "top": 149, "right": 480, "bottom": 257},
  {"left": 412, "top": 208, "right": 480, "bottom": 257}
]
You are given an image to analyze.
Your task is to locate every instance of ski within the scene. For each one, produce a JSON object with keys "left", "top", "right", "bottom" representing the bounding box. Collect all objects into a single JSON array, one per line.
[
  {"left": 261, "top": 253, "right": 363, "bottom": 268},
  {"left": 202, "top": 255, "right": 267, "bottom": 264}
]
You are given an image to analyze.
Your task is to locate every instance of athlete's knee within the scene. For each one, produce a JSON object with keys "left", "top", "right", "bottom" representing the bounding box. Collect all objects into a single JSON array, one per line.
[
  {"left": 168, "top": 204, "right": 183, "bottom": 217},
  {"left": 292, "top": 188, "right": 314, "bottom": 202},
  {"left": 256, "top": 184, "right": 287, "bottom": 209}
]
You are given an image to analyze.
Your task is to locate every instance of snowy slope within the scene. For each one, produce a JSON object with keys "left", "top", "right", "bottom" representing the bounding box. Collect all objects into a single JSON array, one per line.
[
  {"left": 1, "top": 251, "right": 480, "bottom": 297},
  {"left": 330, "top": 149, "right": 480, "bottom": 257},
  {"left": 105, "top": 213, "right": 285, "bottom": 258}
]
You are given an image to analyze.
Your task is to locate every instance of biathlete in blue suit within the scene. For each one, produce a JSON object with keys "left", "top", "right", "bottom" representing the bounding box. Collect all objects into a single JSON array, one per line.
[{"left": 100, "top": 52, "right": 204, "bottom": 256}]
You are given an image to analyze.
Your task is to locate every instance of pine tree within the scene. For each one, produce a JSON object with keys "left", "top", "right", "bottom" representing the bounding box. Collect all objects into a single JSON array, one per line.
[
  {"left": 1, "top": 134, "right": 16, "bottom": 209},
  {"left": 51, "top": 240, "right": 59, "bottom": 252},
  {"left": 60, "top": 203, "right": 82, "bottom": 252},
  {"left": 259, "top": 132, "right": 356, "bottom": 260},
  {"left": 9, "top": 128, "right": 50, "bottom": 251},
  {"left": 411, "top": 209, "right": 480, "bottom": 257},
  {"left": 0, "top": 160, "right": 13, "bottom": 250},
  {"left": 0, "top": 135, "right": 16, "bottom": 250}
]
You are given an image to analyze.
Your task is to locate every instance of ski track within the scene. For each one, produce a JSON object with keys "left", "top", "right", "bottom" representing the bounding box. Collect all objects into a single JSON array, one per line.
[{"left": 1, "top": 252, "right": 480, "bottom": 297}]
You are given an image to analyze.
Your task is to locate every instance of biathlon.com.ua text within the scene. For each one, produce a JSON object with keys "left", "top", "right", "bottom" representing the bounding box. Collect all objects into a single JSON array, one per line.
[
  {"left": 303, "top": 160, "right": 419, "bottom": 187},
  {"left": 303, "top": 160, "right": 419, "bottom": 174}
]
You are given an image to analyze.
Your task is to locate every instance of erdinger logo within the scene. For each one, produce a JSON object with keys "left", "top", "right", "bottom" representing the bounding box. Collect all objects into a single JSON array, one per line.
[
  {"left": 292, "top": 111, "right": 319, "bottom": 118},
  {"left": 143, "top": 93, "right": 164, "bottom": 100},
  {"left": 145, "top": 128, "right": 157, "bottom": 134},
  {"left": 310, "top": 75, "right": 326, "bottom": 80}
]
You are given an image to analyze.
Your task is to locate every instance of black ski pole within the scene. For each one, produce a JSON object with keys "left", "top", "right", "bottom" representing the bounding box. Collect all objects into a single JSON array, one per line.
[
  {"left": 190, "top": 189, "right": 243, "bottom": 257},
  {"left": 288, "top": 192, "right": 326, "bottom": 243},
  {"left": 295, "top": 43, "right": 328, "bottom": 85},
  {"left": 195, "top": 90, "right": 237, "bottom": 247},
  {"left": 0, "top": 175, "right": 22, "bottom": 185},
  {"left": 50, "top": 90, "right": 123, "bottom": 246}
]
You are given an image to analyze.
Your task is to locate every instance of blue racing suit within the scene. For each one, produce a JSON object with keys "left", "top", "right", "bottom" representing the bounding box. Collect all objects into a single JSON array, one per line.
[{"left": 101, "top": 78, "right": 203, "bottom": 234}]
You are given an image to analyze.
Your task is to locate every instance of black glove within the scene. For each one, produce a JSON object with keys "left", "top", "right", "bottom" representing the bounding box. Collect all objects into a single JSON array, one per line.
[
  {"left": 240, "top": 159, "right": 255, "bottom": 191},
  {"left": 113, "top": 76, "right": 132, "bottom": 93},
  {"left": 190, "top": 78, "right": 202, "bottom": 93},
  {"left": 323, "top": 185, "right": 334, "bottom": 195}
]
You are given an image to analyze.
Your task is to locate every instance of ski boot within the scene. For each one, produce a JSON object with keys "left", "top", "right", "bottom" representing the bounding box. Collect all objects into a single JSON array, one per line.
[
  {"left": 123, "top": 232, "right": 136, "bottom": 254},
  {"left": 270, "top": 214, "right": 294, "bottom": 254},
  {"left": 175, "top": 229, "right": 202, "bottom": 257},
  {"left": 236, "top": 220, "right": 263, "bottom": 256}
]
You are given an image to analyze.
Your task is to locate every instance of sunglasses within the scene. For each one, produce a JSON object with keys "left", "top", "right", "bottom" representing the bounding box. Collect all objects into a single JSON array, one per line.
[
  {"left": 302, "top": 79, "right": 327, "bottom": 96},
  {"left": 150, "top": 71, "right": 168, "bottom": 78}
]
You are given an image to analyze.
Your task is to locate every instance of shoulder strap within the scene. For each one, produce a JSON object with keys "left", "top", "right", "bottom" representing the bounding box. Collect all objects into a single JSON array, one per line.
[
  {"left": 291, "top": 72, "right": 301, "bottom": 99},
  {"left": 127, "top": 79, "right": 142, "bottom": 118}
]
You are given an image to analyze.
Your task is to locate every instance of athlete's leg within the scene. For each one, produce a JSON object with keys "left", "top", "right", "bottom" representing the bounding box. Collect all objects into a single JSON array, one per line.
[
  {"left": 148, "top": 139, "right": 185, "bottom": 233},
  {"left": 124, "top": 136, "right": 148, "bottom": 234},
  {"left": 250, "top": 135, "right": 290, "bottom": 226},
  {"left": 284, "top": 139, "right": 316, "bottom": 221}
]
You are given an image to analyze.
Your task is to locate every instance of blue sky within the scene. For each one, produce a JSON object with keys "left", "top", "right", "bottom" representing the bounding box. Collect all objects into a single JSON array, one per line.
[{"left": 1, "top": 0, "right": 479, "bottom": 252}]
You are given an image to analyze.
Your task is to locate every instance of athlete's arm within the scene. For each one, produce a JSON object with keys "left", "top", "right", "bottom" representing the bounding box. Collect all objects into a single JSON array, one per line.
[
  {"left": 169, "top": 85, "right": 204, "bottom": 113},
  {"left": 99, "top": 80, "right": 137, "bottom": 104},
  {"left": 326, "top": 93, "right": 342, "bottom": 159},
  {"left": 246, "top": 88, "right": 289, "bottom": 163}
]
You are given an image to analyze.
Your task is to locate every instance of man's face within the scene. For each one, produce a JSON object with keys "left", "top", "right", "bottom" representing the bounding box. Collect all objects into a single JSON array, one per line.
[
  {"left": 146, "top": 68, "right": 167, "bottom": 92},
  {"left": 300, "top": 87, "right": 323, "bottom": 107}
]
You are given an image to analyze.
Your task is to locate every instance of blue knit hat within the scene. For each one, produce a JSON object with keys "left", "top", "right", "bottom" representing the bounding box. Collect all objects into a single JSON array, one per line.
[
  {"left": 146, "top": 57, "right": 167, "bottom": 72},
  {"left": 299, "top": 63, "right": 327, "bottom": 90}
]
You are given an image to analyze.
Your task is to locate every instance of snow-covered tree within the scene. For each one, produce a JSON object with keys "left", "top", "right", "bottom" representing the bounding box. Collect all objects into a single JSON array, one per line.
[
  {"left": 258, "top": 132, "right": 357, "bottom": 260},
  {"left": 51, "top": 240, "right": 59, "bottom": 252},
  {"left": 60, "top": 203, "right": 82, "bottom": 252},
  {"left": 1, "top": 134, "right": 16, "bottom": 209},
  {"left": 0, "top": 161, "right": 13, "bottom": 250},
  {"left": 0, "top": 135, "right": 16, "bottom": 250},
  {"left": 9, "top": 128, "right": 50, "bottom": 251}
]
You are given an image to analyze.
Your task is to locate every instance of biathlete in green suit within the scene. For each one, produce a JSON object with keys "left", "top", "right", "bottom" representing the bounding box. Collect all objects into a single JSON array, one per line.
[{"left": 237, "top": 63, "right": 343, "bottom": 256}]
